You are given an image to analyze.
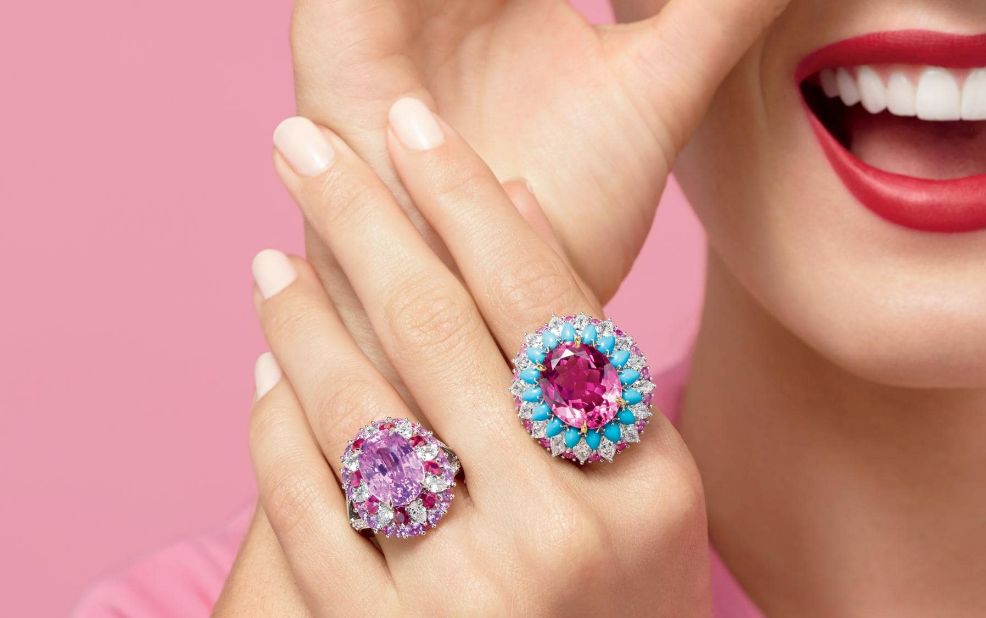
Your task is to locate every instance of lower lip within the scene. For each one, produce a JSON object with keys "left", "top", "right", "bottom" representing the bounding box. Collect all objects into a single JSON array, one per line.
[{"left": 800, "top": 31, "right": 986, "bottom": 234}]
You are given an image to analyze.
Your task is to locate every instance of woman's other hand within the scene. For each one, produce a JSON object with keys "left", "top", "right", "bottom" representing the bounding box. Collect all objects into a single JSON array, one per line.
[{"left": 290, "top": 0, "right": 791, "bottom": 301}]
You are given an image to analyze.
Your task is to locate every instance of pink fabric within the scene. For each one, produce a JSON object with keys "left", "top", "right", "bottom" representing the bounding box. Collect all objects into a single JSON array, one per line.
[{"left": 71, "top": 358, "right": 764, "bottom": 618}]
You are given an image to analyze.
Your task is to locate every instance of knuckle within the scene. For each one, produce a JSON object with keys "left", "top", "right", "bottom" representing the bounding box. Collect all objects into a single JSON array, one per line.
[
  {"left": 262, "top": 463, "right": 323, "bottom": 539},
  {"left": 383, "top": 274, "right": 476, "bottom": 353},
  {"left": 306, "top": 170, "right": 381, "bottom": 233},
  {"left": 660, "top": 463, "right": 707, "bottom": 537},
  {"left": 486, "top": 251, "right": 582, "bottom": 319},
  {"left": 530, "top": 495, "right": 608, "bottom": 573},
  {"left": 429, "top": 162, "right": 492, "bottom": 209},
  {"left": 312, "top": 375, "right": 388, "bottom": 441},
  {"left": 248, "top": 399, "right": 288, "bottom": 457},
  {"left": 261, "top": 294, "right": 324, "bottom": 347}
]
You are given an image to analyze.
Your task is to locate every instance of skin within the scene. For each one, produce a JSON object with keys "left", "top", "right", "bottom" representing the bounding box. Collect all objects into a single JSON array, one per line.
[
  {"left": 239, "top": 117, "right": 710, "bottom": 616},
  {"left": 215, "top": 0, "right": 986, "bottom": 616}
]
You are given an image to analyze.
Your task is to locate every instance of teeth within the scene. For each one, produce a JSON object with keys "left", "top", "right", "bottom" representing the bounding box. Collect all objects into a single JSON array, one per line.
[
  {"left": 818, "top": 65, "right": 986, "bottom": 121},
  {"left": 819, "top": 68, "right": 840, "bottom": 98},
  {"left": 962, "top": 69, "right": 986, "bottom": 121},
  {"left": 916, "top": 68, "right": 962, "bottom": 121},
  {"left": 836, "top": 68, "right": 861, "bottom": 106},
  {"left": 886, "top": 72, "right": 917, "bottom": 117},
  {"left": 857, "top": 66, "right": 887, "bottom": 114}
]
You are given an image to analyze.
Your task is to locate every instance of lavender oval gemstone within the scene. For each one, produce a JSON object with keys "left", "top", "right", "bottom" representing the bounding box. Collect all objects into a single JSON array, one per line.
[
  {"left": 540, "top": 341, "right": 621, "bottom": 429},
  {"left": 357, "top": 431, "right": 425, "bottom": 507}
]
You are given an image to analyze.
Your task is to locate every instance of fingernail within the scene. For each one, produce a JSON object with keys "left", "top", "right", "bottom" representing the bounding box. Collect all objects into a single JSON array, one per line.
[
  {"left": 273, "top": 116, "right": 335, "bottom": 176},
  {"left": 252, "top": 249, "right": 297, "bottom": 299},
  {"left": 505, "top": 177, "right": 536, "bottom": 197},
  {"left": 254, "top": 352, "right": 282, "bottom": 400},
  {"left": 388, "top": 97, "right": 445, "bottom": 151}
]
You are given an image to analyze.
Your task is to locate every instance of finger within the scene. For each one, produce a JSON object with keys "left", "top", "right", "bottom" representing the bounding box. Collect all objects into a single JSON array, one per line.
[
  {"left": 304, "top": 229, "right": 421, "bottom": 415},
  {"left": 501, "top": 178, "right": 595, "bottom": 310},
  {"left": 606, "top": 0, "right": 791, "bottom": 155},
  {"left": 212, "top": 506, "right": 311, "bottom": 617},
  {"left": 249, "top": 352, "right": 393, "bottom": 611},
  {"left": 270, "top": 117, "right": 521, "bottom": 478},
  {"left": 251, "top": 250, "right": 426, "bottom": 481},
  {"left": 384, "top": 97, "right": 604, "bottom": 355}
]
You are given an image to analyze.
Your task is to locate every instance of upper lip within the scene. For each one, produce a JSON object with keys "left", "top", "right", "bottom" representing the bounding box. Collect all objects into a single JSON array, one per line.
[
  {"left": 796, "top": 30, "right": 986, "bottom": 82},
  {"left": 798, "top": 30, "right": 986, "bottom": 234}
]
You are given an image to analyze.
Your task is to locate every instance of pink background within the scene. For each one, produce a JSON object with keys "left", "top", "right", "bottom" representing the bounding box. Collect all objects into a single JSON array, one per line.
[{"left": 0, "top": 1, "right": 704, "bottom": 616}]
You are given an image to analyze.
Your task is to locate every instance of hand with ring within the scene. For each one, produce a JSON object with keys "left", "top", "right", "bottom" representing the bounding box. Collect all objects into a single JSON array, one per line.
[{"left": 232, "top": 100, "right": 710, "bottom": 616}]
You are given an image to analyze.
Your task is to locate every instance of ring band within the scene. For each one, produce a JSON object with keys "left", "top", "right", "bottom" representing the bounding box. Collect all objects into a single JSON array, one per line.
[
  {"left": 341, "top": 418, "right": 460, "bottom": 538},
  {"left": 510, "top": 313, "right": 655, "bottom": 464}
]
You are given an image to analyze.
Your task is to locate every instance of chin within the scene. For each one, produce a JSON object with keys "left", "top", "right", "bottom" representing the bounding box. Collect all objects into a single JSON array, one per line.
[{"left": 672, "top": 3, "right": 986, "bottom": 390}]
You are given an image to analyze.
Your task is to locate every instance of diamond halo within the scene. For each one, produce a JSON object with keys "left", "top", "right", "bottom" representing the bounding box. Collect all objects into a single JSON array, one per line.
[
  {"left": 341, "top": 418, "right": 459, "bottom": 538},
  {"left": 510, "top": 313, "right": 657, "bottom": 464}
]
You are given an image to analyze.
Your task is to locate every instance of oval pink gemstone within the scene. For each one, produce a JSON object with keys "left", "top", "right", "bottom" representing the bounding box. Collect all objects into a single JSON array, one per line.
[
  {"left": 357, "top": 431, "right": 425, "bottom": 506},
  {"left": 540, "top": 341, "right": 620, "bottom": 429}
]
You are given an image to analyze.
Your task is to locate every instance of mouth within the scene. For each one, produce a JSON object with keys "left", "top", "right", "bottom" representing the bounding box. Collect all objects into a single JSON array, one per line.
[{"left": 798, "top": 31, "right": 986, "bottom": 233}]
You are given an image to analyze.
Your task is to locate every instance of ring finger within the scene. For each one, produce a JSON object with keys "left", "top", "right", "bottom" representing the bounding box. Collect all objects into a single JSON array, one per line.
[{"left": 251, "top": 250, "right": 427, "bottom": 475}]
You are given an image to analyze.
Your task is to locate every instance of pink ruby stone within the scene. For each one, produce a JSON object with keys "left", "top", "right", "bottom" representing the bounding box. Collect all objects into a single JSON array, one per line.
[
  {"left": 421, "top": 492, "right": 437, "bottom": 508},
  {"left": 357, "top": 431, "right": 425, "bottom": 507},
  {"left": 409, "top": 435, "right": 425, "bottom": 447},
  {"left": 349, "top": 470, "right": 362, "bottom": 487},
  {"left": 365, "top": 496, "right": 380, "bottom": 514},
  {"left": 352, "top": 438, "right": 365, "bottom": 450},
  {"left": 540, "top": 341, "right": 621, "bottom": 429},
  {"left": 423, "top": 460, "right": 441, "bottom": 475},
  {"left": 393, "top": 507, "right": 409, "bottom": 526}
]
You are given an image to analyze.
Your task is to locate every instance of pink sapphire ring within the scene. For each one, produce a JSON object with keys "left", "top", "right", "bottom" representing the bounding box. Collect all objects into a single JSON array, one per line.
[
  {"left": 511, "top": 314, "right": 656, "bottom": 464},
  {"left": 341, "top": 418, "right": 460, "bottom": 538}
]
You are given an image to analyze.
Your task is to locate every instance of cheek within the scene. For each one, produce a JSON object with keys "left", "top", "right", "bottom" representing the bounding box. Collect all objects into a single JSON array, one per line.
[{"left": 674, "top": 55, "right": 986, "bottom": 389}]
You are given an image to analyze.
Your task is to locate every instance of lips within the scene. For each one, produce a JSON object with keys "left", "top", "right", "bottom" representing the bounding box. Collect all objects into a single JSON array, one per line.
[{"left": 798, "top": 31, "right": 986, "bottom": 233}]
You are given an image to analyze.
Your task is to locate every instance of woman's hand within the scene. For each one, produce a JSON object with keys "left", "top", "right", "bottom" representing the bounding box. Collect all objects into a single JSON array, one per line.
[
  {"left": 290, "top": 0, "right": 791, "bottom": 300},
  {"left": 244, "top": 101, "right": 710, "bottom": 616}
]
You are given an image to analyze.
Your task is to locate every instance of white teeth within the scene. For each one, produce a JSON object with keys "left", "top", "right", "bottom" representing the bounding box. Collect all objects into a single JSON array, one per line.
[
  {"left": 856, "top": 66, "right": 887, "bottom": 114},
  {"left": 819, "top": 65, "right": 986, "bottom": 121},
  {"left": 837, "top": 68, "right": 861, "bottom": 106},
  {"left": 915, "top": 68, "right": 962, "bottom": 121},
  {"left": 961, "top": 69, "right": 986, "bottom": 121},
  {"left": 886, "top": 71, "right": 917, "bottom": 117},
  {"left": 819, "top": 68, "right": 840, "bottom": 98}
]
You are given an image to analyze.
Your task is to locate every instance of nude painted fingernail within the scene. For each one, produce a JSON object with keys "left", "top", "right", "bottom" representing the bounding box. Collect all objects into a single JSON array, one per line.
[
  {"left": 505, "top": 177, "right": 536, "bottom": 197},
  {"left": 252, "top": 249, "right": 297, "bottom": 299},
  {"left": 388, "top": 97, "right": 445, "bottom": 151},
  {"left": 273, "top": 116, "right": 335, "bottom": 176},
  {"left": 254, "top": 352, "right": 282, "bottom": 400}
]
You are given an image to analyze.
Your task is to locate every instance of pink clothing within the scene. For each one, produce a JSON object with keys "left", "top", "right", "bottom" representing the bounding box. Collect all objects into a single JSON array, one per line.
[{"left": 72, "top": 359, "right": 765, "bottom": 618}]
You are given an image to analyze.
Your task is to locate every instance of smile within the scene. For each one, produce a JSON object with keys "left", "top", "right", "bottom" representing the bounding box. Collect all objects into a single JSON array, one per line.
[{"left": 798, "top": 31, "right": 986, "bottom": 233}]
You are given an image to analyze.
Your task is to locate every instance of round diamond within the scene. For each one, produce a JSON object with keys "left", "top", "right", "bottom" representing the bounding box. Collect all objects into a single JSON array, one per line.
[
  {"left": 540, "top": 341, "right": 621, "bottom": 429},
  {"left": 357, "top": 431, "right": 425, "bottom": 507}
]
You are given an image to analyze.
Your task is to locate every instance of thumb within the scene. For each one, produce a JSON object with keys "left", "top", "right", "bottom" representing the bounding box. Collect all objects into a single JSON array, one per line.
[{"left": 604, "top": 0, "right": 791, "bottom": 155}]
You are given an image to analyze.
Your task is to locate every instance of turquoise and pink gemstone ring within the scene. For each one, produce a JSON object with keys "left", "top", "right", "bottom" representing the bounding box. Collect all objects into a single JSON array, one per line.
[
  {"left": 510, "top": 314, "right": 656, "bottom": 464},
  {"left": 341, "top": 418, "right": 460, "bottom": 538}
]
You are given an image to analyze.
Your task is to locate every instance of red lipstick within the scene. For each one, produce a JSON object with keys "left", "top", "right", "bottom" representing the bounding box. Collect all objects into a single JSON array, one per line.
[{"left": 798, "top": 31, "right": 986, "bottom": 233}]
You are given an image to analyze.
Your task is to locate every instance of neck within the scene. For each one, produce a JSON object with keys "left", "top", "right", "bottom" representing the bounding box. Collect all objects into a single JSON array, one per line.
[{"left": 680, "top": 250, "right": 986, "bottom": 618}]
